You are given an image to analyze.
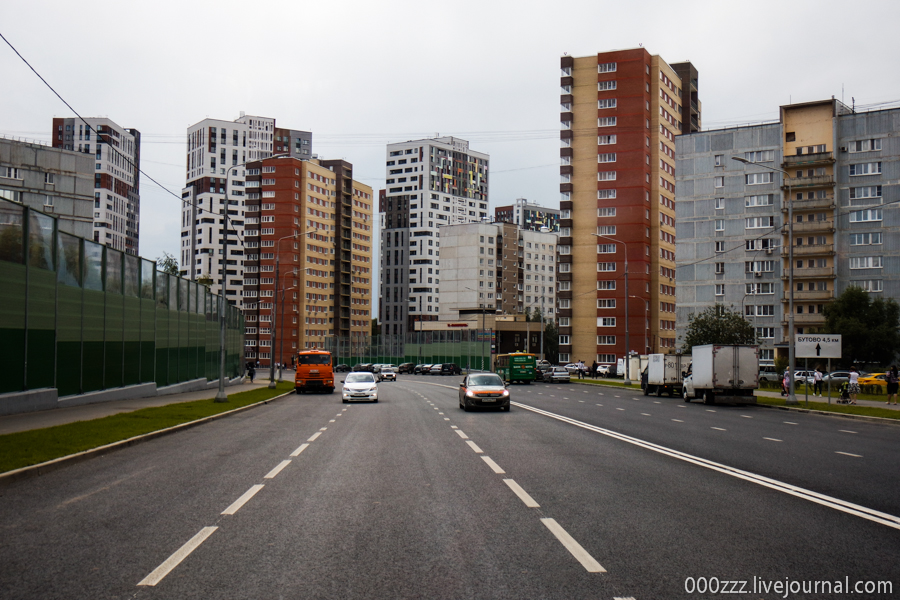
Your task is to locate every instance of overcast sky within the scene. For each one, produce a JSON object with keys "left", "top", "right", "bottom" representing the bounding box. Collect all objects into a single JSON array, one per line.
[{"left": 3, "top": 0, "right": 899, "bottom": 311}]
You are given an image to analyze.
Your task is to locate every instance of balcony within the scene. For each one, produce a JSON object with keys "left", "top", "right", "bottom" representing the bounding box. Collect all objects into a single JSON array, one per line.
[
  {"left": 783, "top": 174, "right": 834, "bottom": 189},
  {"left": 782, "top": 196, "right": 834, "bottom": 212},
  {"left": 782, "top": 313, "right": 827, "bottom": 326},
  {"left": 791, "top": 220, "right": 835, "bottom": 234},
  {"left": 782, "top": 152, "right": 834, "bottom": 168},
  {"left": 782, "top": 244, "right": 834, "bottom": 257},
  {"left": 784, "top": 290, "right": 833, "bottom": 302},
  {"left": 785, "top": 267, "right": 834, "bottom": 279}
]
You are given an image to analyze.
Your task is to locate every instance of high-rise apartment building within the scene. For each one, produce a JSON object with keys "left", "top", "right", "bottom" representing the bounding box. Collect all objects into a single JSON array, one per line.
[
  {"left": 379, "top": 137, "right": 489, "bottom": 336},
  {"left": 52, "top": 117, "right": 141, "bottom": 255},
  {"left": 494, "top": 198, "right": 560, "bottom": 232},
  {"left": 438, "top": 222, "right": 557, "bottom": 320},
  {"left": 179, "top": 114, "right": 312, "bottom": 308},
  {"left": 676, "top": 99, "right": 899, "bottom": 363},
  {"left": 241, "top": 156, "right": 372, "bottom": 368},
  {"left": 558, "top": 49, "right": 699, "bottom": 365}
]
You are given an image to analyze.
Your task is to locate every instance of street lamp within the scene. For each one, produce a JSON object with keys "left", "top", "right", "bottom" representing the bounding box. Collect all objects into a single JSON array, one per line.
[
  {"left": 214, "top": 153, "right": 289, "bottom": 402},
  {"left": 277, "top": 284, "right": 297, "bottom": 381},
  {"left": 732, "top": 156, "right": 797, "bottom": 404},
  {"left": 269, "top": 228, "right": 318, "bottom": 389},
  {"left": 464, "top": 286, "right": 487, "bottom": 371},
  {"left": 591, "top": 233, "right": 629, "bottom": 383}
]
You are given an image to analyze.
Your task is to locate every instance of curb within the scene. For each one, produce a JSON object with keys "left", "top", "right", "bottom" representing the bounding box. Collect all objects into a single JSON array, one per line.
[
  {"left": 0, "top": 390, "right": 296, "bottom": 486},
  {"left": 753, "top": 402, "right": 900, "bottom": 426}
]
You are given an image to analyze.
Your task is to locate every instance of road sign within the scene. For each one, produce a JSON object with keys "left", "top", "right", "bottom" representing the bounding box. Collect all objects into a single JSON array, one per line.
[{"left": 795, "top": 334, "right": 842, "bottom": 359}]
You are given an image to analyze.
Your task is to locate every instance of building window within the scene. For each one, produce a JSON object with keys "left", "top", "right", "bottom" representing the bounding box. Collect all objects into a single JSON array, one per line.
[
  {"left": 715, "top": 219, "right": 725, "bottom": 232},
  {"left": 597, "top": 62, "right": 616, "bottom": 73},
  {"left": 745, "top": 217, "right": 775, "bottom": 229},
  {"left": 597, "top": 336, "right": 616, "bottom": 345},
  {"left": 848, "top": 139, "right": 882, "bottom": 153},
  {"left": 715, "top": 262, "right": 724, "bottom": 274},
  {"left": 745, "top": 194, "right": 774, "bottom": 207},
  {"left": 849, "top": 186, "right": 882, "bottom": 199},
  {"left": 714, "top": 176, "right": 724, "bottom": 188},
  {"left": 597, "top": 208, "right": 616, "bottom": 217},
  {"left": 598, "top": 135, "right": 617, "bottom": 145},
  {"left": 849, "top": 232, "right": 882, "bottom": 245},
  {"left": 849, "top": 257, "right": 883, "bottom": 269},
  {"left": 597, "top": 81, "right": 617, "bottom": 91},
  {"left": 849, "top": 162, "right": 882, "bottom": 176},
  {"left": 744, "top": 150, "right": 775, "bottom": 163},
  {"left": 598, "top": 117, "right": 617, "bottom": 127},
  {"left": 756, "top": 327, "right": 775, "bottom": 339},
  {"left": 598, "top": 317, "right": 616, "bottom": 327},
  {"left": 715, "top": 198, "right": 724, "bottom": 210},
  {"left": 715, "top": 284, "right": 725, "bottom": 296},
  {"left": 597, "top": 281, "right": 616, "bottom": 290},
  {"left": 849, "top": 209, "right": 882, "bottom": 222},
  {"left": 715, "top": 241, "right": 725, "bottom": 253},
  {"left": 598, "top": 99, "right": 617, "bottom": 109},
  {"left": 597, "top": 263, "right": 616, "bottom": 272},
  {"left": 598, "top": 153, "right": 616, "bottom": 163},
  {"left": 745, "top": 173, "right": 775, "bottom": 185}
]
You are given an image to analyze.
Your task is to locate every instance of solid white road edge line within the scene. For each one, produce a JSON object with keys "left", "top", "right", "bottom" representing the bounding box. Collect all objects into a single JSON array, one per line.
[
  {"left": 290, "top": 443, "right": 309, "bottom": 457},
  {"left": 481, "top": 456, "right": 506, "bottom": 474},
  {"left": 503, "top": 479, "right": 540, "bottom": 508},
  {"left": 511, "top": 401, "right": 900, "bottom": 531},
  {"left": 138, "top": 526, "right": 218, "bottom": 586},
  {"left": 307, "top": 431, "right": 322, "bottom": 442},
  {"left": 466, "top": 440, "right": 484, "bottom": 453},
  {"left": 264, "top": 460, "right": 291, "bottom": 479},
  {"left": 455, "top": 429, "right": 469, "bottom": 439},
  {"left": 540, "top": 518, "right": 606, "bottom": 573},
  {"left": 836, "top": 451, "right": 863, "bottom": 458},
  {"left": 221, "top": 484, "right": 265, "bottom": 515}
]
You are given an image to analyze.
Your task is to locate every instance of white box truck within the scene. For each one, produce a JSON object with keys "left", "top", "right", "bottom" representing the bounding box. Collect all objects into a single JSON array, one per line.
[
  {"left": 682, "top": 345, "right": 759, "bottom": 405},
  {"left": 642, "top": 353, "right": 691, "bottom": 397}
]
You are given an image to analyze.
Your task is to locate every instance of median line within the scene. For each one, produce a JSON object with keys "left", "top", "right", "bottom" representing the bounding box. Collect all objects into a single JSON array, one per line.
[
  {"left": 221, "top": 484, "right": 265, "bottom": 515},
  {"left": 290, "top": 443, "right": 309, "bottom": 457},
  {"left": 503, "top": 479, "right": 540, "bottom": 508},
  {"left": 454, "top": 429, "right": 469, "bottom": 439},
  {"left": 264, "top": 460, "right": 291, "bottom": 479},
  {"left": 481, "top": 456, "right": 505, "bottom": 474},
  {"left": 540, "top": 518, "right": 605, "bottom": 573},
  {"left": 465, "top": 440, "right": 484, "bottom": 453},
  {"left": 307, "top": 432, "right": 322, "bottom": 442},
  {"left": 138, "top": 526, "right": 218, "bottom": 586}
]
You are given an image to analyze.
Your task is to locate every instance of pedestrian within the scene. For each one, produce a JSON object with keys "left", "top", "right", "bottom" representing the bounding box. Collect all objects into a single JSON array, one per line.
[
  {"left": 247, "top": 361, "right": 256, "bottom": 383},
  {"left": 577, "top": 360, "right": 584, "bottom": 379},
  {"left": 886, "top": 365, "right": 899, "bottom": 405},
  {"left": 591, "top": 361, "right": 598, "bottom": 379},
  {"left": 782, "top": 368, "right": 790, "bottom": 397},
  {"left": 848, "top": 366, "right": 860, "bottom": 404},
  {"left": 813, "top": 367, "right": 823, "bottom": 397}
]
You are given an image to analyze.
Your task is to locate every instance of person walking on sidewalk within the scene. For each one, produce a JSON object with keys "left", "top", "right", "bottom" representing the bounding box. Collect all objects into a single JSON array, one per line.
[
  {"left": 848, "top": 367, "right": 860, "bottom": 404},
  {"left": 247, "top": 362, "right": 256, "bottom": 383},
  {"left": 886, "top": 365, "right": 899, "bottom": 405},
  {"left": 813, "top": 368, "right": 823, "bottom": 397}
]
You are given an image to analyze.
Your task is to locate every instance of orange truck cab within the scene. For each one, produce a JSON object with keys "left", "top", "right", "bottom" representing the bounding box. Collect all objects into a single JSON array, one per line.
[{"left": 294, "top": 350, "right": 335, "bottom": 394}]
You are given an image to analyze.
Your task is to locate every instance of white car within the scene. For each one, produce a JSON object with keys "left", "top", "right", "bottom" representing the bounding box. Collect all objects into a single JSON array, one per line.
[
  {"left": 341, "top": 372, "right": 378, "bottom": 403},
  {"left": 379, "top": 367, "right": 397, "bottom": 382},
  {"left": 596, "top": 364, "right": 611, "bottom": 377}
]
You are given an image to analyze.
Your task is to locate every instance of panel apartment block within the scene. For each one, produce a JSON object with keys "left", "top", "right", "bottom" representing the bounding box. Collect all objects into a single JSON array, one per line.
[
  {"left": 379, "top": 137, "right": 489, "bottom": 337},
  {"left": 676, "top": 99, "right": 900, "bottom": 363},
  {"left": 560, "top": 50, "right": 696, "bottom": 365},
  {"left": 494, "top": 198, "right": 560, "bottom": 232},
  {"left": 0, "top": 138, "right": 94, "bottom": 239},
  {"left": 52, "top": 117, "right": 141, "bottom": 255},
  {"left": 241, "top": 156, "right": 372, "bottom": 368}
]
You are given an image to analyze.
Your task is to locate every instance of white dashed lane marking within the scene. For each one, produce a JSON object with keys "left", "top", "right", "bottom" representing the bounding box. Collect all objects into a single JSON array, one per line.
[
  {"left": 307, "top": 432, "right": 322, "bottom": 442},
  {"left": 671, "top": 419, "right": 683, "bottom": 423},
  {"left": 138, "top": 526, "right": 219, "bottom": 586},
  {"left": 836, "top": 451, "right": 863, "bottom": 458},
  {"left": 466, "top": 440, "right": 484, "bottom": 453},
  {"left": 839, "top": 430, "right": 857, "bottom": 434},
  {"left": 455, "top": 429, "right": 469, "bottom": 439},
  {"left": 221, "top": 484, "right": 265, "bottom": 516},
  {"left": 290, "top": 443, "right": 309, "bottom": 457},
  {"left": 711, "top": 427, "right": 726, "bottom": 431},
  {"left": 481, "top": 456, "right": 506, "bottom": 474},
  {"left": 503, "top": 479, "right": 540, "bottom": 508},
  {"left": 541, "top": 518, "right": 606, "bottom": 573},
  {"left": 264, "top": 460, "right": 291, "bottom": 479},
  {"left": 764, "top": 438, "right": 783, "bottom": 443}
]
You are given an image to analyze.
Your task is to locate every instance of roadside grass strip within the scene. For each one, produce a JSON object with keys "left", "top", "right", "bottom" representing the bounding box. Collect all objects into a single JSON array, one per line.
[
  {"left": 513, "top": 401, "right": 900, "bottom": 531},
  {"left": 0, "top": 382, "right": 295, "bottom": 474},
  {"left": 755, "top": 396, "right": 900, "bottom": 420}
]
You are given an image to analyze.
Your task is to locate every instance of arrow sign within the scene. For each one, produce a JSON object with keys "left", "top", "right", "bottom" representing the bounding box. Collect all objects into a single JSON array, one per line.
[{"left": 795, "top": 335, "right": 841, "bottom": 359}]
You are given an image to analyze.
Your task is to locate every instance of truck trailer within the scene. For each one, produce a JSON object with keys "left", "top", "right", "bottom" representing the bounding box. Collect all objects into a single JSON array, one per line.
[
  {"left": 642, "top": 353, "right": 691, "bottom": 397},
  {"left": 682, "top": 345, "right": 758, "bottom": 405}
]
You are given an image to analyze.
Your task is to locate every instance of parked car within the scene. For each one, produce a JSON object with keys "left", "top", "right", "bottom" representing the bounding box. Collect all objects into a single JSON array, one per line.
[
  {"left": 352, "top": 363, "right": 374, "bottom": 372},
  {"left": 822, "top": 370, "right": 869, "bottom": 386},
  {"left": 459, "top": 372, "right": 510, "bottom": 411},
  {"left": 596, "top": 364, "right": 612, "bottom": 377},
  {"left": 542, "top": 366, "right": 571, "bottom": 383},
  {"left": 794, "top": 370, "right": 817, "bottom": 385},
  {"left": 428, "top": 364, "right": 443, "bottom": 375},
  {"left": 379, "top": 367, "right": 397, "bottom": 382},
  {"left": 858, "top": 373, "right": 887, "bottom": 389},
  {"left": 415, "top": 364, "right": 432, "bottom": 375},
  {"left": 398, "top": 363, "right": 415, "bottom": 374},
  {"left": 758, "top": 364, "right": 777, "bottom": 382},
  {"left": 333, "top": 364, "right": 351, "bottom": 373},
  {"left": 341, "top": 372, "right": 378, "bottom": 403},
  {"left": 536, "top": 363, "right": 553, "bottom": 379},
  {"left": 440, "top": 363, "right": 462, "bottom": 375}
]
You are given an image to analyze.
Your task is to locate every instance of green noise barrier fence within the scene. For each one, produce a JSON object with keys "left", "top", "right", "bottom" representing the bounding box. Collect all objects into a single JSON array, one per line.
[{"left": 0, "top": 198, "right": 243, "bottom": 404}]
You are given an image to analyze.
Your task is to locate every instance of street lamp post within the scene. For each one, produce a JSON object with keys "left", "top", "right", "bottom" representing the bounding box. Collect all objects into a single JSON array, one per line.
[
  {"left": 591, "top": 233, "right": 629, "bottom": 383},
  {"left": 733, "top": 156, "right": 797, "bottom": 404},
  {"left": 277, "top": 285, "right": 297, "bottom": 382},
  {"left": 464, "top": 286, "right": 486, "bottom": 371},
  {"left": 214, "top": 154, "right": 288, "bottom": 402},
  {"left": 269, "top": 229, "right": 318, "bottom": 389}
]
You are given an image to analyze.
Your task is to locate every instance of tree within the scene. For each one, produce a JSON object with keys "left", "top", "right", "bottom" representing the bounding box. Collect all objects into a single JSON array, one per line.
[
  {"left": 680, "top": 304, "right": 756, "bottom": 353},
  {"left": 823, "top": 286, "right": 900, "bottom": 368},
  {"left": 156, "top": 252, "right": 180, "bottom": 276},
  {"left": 543, "top": 319, "right": 559, "bottom": 364}
]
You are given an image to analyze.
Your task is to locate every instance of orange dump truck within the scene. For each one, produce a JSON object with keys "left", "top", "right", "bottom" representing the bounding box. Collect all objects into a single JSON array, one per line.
[{"left": 294, "top": 350, "right": 335, "bottom": 394}]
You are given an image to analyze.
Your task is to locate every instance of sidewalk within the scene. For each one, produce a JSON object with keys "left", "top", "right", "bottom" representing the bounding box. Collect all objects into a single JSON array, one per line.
[
  {"left": 0, "top": 370, "right": 295, "bottom": 437},
  {"left": 753, "top": 387, "right": 900, "bottom": 410}
]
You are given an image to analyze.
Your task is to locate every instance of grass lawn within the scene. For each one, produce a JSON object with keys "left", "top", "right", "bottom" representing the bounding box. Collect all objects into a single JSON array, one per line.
[{"left": 0, "top": 382, "right": 295, "bottom": 474}]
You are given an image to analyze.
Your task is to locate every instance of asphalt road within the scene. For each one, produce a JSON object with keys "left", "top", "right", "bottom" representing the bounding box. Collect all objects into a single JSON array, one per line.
[{"left": 1, "top": 376, "right": 898, "bottom": 599}]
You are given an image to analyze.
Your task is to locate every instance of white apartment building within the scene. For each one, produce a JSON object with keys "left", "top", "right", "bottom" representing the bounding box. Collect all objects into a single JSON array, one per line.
[
  {"left": 52, "top": 117, "right": 140, "bottom": 255},
  {"left": 379, "top": 137, "right": 489, "bottom": 336},
  {"left": 179, "top": 113, "right": 311, "bottom": 308}
]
